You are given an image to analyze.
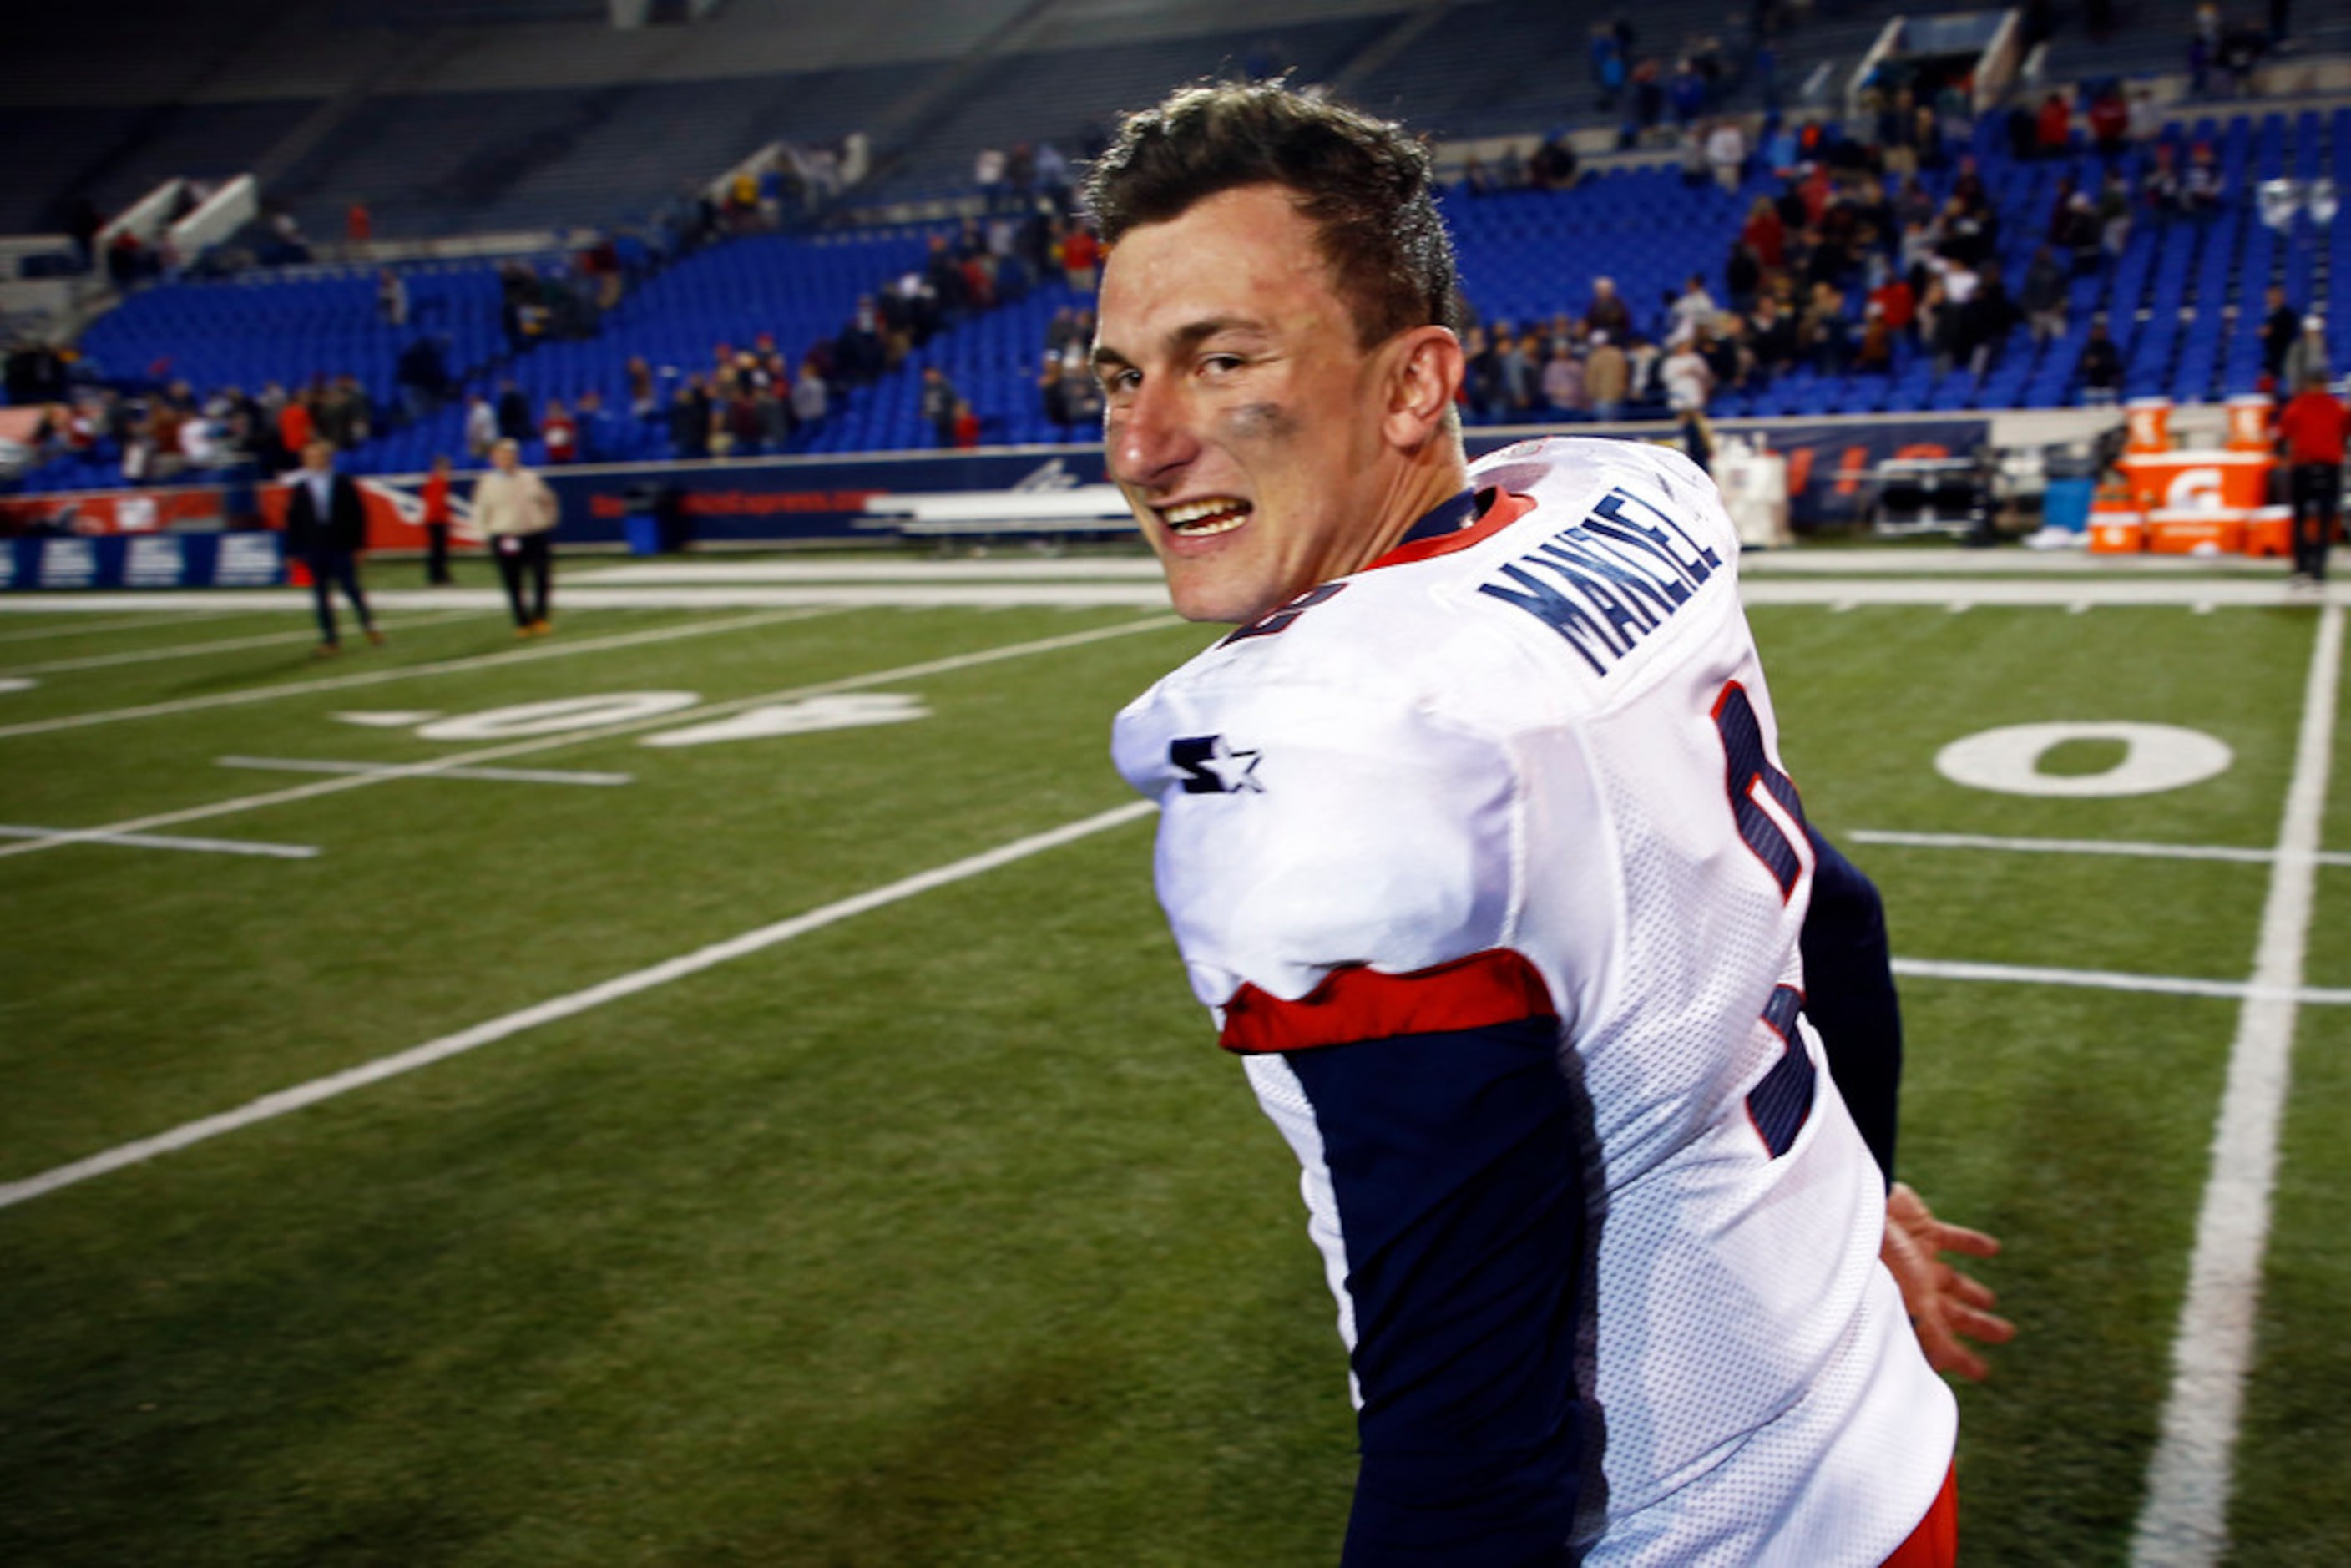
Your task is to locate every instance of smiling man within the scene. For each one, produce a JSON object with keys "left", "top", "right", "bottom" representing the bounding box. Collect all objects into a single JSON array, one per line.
[{"left": 1095, "top": 83, "right": 1969, "bottom": 1566}]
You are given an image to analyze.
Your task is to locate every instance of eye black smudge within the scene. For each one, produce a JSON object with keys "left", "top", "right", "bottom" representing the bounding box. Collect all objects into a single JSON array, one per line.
[{"left": 1228, "top": 402, "right": 1298, "bottom": 440}]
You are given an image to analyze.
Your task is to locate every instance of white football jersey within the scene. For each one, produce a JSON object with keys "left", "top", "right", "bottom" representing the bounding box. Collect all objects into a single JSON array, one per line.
[{"left": 1113, "top": 438, "right": 1954, "bottom": 1565}]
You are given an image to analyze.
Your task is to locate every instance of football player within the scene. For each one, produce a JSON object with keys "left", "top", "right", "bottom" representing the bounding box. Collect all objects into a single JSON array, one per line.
[{"left": 1092, "top": 81, "right": 2003, "bottom": 1565}]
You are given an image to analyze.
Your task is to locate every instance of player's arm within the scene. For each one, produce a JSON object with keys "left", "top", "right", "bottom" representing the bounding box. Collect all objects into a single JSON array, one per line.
[
  {"left": 1130, "top": 676, "right": 1585, "bottom": 1561},
  {"left": 1799, "top": 824, "right": 1903, "bottom": 1183},
  {"left": 1231, "top": 968, "right": 1586, "bottom": 1566},
  {"left": 1800, "top": 825, "right": 2015, "bottom": 1379}
]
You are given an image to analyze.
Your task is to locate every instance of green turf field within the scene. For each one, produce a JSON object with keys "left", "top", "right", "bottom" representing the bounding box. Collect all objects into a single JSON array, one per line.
[{"left": 1, "top": 558, "right": 2343, "bottom": 1565}]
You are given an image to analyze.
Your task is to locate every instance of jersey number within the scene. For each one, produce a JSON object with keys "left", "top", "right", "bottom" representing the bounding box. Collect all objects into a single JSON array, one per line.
[{"left": 1714, "top": 681, "right": 1816, "bottom": 1159}]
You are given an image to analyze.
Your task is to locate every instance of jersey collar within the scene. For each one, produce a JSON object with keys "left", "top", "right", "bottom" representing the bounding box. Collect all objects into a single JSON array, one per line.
[{"left": 1366, "top": 486, "right": 1536, "bottom": 571}]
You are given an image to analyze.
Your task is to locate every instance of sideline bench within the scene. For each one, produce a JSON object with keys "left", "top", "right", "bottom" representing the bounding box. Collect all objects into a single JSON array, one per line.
[{"left": 857, "top": 485, "right": 1137, "bottom": 549}]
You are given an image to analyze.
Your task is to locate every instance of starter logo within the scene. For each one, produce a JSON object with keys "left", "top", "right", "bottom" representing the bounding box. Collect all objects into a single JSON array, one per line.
[{"left": 1170, "top": 735, "right": 1264, "bottom": 795}]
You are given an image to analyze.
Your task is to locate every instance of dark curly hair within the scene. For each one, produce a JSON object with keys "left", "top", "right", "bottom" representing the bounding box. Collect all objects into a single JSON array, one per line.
[{"left": 1083, "top": 80, "right": 1463, "bottom": 347}]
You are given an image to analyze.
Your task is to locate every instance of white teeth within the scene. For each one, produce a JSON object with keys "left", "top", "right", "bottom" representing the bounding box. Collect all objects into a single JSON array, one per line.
[{"left": 1162, "top": 498, "right": 1250, "bottom": 534}]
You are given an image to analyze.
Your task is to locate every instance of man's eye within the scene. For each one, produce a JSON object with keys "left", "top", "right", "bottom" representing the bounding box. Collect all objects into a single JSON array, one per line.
[{"left": 1200, "top": 355, "right": 1244, "bottom": 377}]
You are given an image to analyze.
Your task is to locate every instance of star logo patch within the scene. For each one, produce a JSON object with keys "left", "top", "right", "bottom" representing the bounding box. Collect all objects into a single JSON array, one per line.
[{"left": 1170, "top": 734, "right": 1265, "bottom": 795}]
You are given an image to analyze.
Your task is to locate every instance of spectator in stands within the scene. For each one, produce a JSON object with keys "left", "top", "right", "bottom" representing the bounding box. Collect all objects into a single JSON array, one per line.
[
  {"left": 2183, "top": 142, "right": 2225, "bottom": 215},
  {"left": 2055, "top": 190, "right": 2103, "bottom": 276},
  {"left": 921, "top": 366, "right": 960, "bottom": 448},
  {"left": 2218, "top": 20, "right": 2264, "bottom": 95},
  {"left": 346, "top": 202, "right": 371, "bottom": 245},
  {"left": 1964, "top": 260, "right": 2018, "bottom": 376},
  {"left": 1747, "top": 291, "right": 1800, "bottom": 378},
  {"left": 1061, "top": 222, "right": 1100, "bottom": 291},
  {"left": 1705, "top": 118, "right": 1747, "bottom": 193},
  {"left": 377, "top": 269, "right": 407, "bottom": 326},
  {"left": 792, "top": 357, "right": 828, "bottom": 429},
  {"left": 1584, "top": 276, "right": 1633, "bottom": 343},
  {"left": 1802, "top": 280, "right": 1854, "bottom": 373},
  {"left": 2261, "top": 286, "right": 2303, "bottom": 383},
  {"left": 669, "top": 379, "right": 710, "bottom": 459},
  {"left": 475, "top": 438, "right": 559, "bottom": 637},
  {"left": 2141, "top": 141, "right": 2184, "bottom": 215},
  {"left": 2097, "top": 172, "right": 2134, "bottom": 264},
  {"left": 277, "top": 387, "right": 315, "bottom": 463},
  {"left": 421, "top": 454, "right": 454, "bottom": 585},
  {"left": 2035, "top": 93, "right": 2073, "bottom": 159},
  {"left": 1530, "top": 131, "right": 1580, "bottom": 190},
  {"left": 2087, "top": 83, "right": 2130, "bottom": 160},
  {"left": 463, "top": 392, "right": 497, "bottom": 460},
  {"left": 1661, "top": 334, "right": 1713, "bottom": 414},
  {"left": 1667, "top": 274, "right": 1719, "bottom": 347},
  {"left": 2276, "top": 372, "right": 2348, "bottom": 584},
  {"left": 542, "top": 400, "right": 578, "bottom": 463},
  {"left": 952, "top": 399, "right": 981, "bottom": 448},
  {"left": 2283, "top": 314, "right": 2333, "bottom": 391},
  {"left": 1585, "top": 330, "right": 1629, "bottom": 421},
  {"left": 1703, "top": 316, "right": 1752, "bottom": 394},
  {"left": 2022, "top": 245, "right": 2069, "bottom": 344},
  {"left": 1853, "top": 301, "right": 1894, "bottom": 373},
  {"left": 286, "top": 438, "right": 382, "bottom": 656},
  {"left": 626, "top": 357, "right": 658, "bottom": 422},
  {"left": 1540, "top": 340, "right": 1586, "bottom": 417},
  {"left": 2077, "top": 315, "right": 2124, "bottom": 404}
]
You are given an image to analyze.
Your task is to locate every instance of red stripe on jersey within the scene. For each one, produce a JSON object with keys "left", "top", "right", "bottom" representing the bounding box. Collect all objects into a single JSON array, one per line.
[
  {"left": 1220, "top": 948, "right": 1558, "bottom": 1055},
  {"left": 1366, "top": 489, "right": 1539, "bottom": 570}
]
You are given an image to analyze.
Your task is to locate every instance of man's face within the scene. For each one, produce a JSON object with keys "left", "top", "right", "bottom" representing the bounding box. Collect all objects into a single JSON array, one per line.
[
  {"left": 301, "top": 441, "right": 332, "bottom": 473},
  {"left": 494, "top": 445, "right": 520, "bottom": 473},
  {"left": 1095, "top": 184, "right": 1405, "bottom": 625}
]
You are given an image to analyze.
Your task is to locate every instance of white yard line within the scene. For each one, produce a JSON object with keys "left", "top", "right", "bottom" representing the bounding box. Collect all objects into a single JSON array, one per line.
[
  {"left": 0, "top": 823, "right": 317, "bottom": 859},
  {"left": 1890, "top": 957, "right": 2351, "bottom": 1008},
  {"left": 2130, "top": 602, "right": 2343, "bottom": 1568},
  {"left": 0, "top": 799, "right": 1158, "bottom": 1211},
  {"left": 0, "top": 612, "right": 480, "bottom": 676},
  {"left": 0, "top": 609, "right": 252, "bottom": 644},
  {"left": 0, "top": 615, "right": 1182, "bottom": 862},
  {"left": 1851, "top": 828, "right": 2351, "bottom": 868},
  {"left": 218, "top": 756, "right": 633, "bottom": 787},
  {"left": 0, "top": 608, "right": 837, "bottom": 741}
]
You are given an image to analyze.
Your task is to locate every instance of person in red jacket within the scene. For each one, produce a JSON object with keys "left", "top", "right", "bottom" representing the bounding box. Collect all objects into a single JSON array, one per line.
[
  {"left": 2276, "top": 372, "right": 2349, "bottom": 584},
  {"left": 419, "top": 453, "right": 454, "bottom": 584}
]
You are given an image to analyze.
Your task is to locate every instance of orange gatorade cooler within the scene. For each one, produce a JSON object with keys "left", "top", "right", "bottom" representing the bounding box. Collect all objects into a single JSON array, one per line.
[
  {"left": 2243, "top": 504, "right": 2293, "bottom": 558},
  {"left": 2146, "top": 508, "right": 2247, "bottom": 555},
  {"left": 2116, "top": 449, "right": 2274, "bottom": 512},
  {"left": 2089, "top": 508, "right": 2146, "bottom": 553},
  {"left": 2126, "top": 396, "right": 2173, "bottom": 453},
  {"left": 2226, "top": 394, "right": 2273, "bottom": 452}
]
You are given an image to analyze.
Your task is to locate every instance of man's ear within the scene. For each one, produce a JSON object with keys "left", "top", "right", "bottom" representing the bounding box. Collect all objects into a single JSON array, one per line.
[{"left": 1383, "top": 326, "right": 1465, "bottom": 451}]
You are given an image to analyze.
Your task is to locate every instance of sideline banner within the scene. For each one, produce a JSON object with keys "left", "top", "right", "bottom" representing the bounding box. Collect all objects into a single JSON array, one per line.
[{"left": 0, "top": 531, "right": 284, "bottom": 590}]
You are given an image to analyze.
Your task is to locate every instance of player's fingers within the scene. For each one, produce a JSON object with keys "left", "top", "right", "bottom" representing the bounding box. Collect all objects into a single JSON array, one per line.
[
  {"left": 1930, "top": 1222, "right": 2002, "bottom": 1258},
  {"left": 1946, "top": 1271, "right": 2000, "bottom": 1311},
  {"left": 1921, "top": 1326, "right": 1991, "bottom": 1383},
  {"left": 1950, "top": 1304, "right": 2017, "bottom": 1345}
]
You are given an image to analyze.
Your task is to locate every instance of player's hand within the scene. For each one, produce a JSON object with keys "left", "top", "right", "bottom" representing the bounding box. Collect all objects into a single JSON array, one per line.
[{"left": 1881, "top": 1181, "right": 2015, "bottom": 1383}]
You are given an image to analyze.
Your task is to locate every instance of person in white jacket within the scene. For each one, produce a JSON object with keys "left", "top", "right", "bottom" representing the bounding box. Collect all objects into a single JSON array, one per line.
[{"left": 473, "top": 438, "right": 559, "bottom": 635}]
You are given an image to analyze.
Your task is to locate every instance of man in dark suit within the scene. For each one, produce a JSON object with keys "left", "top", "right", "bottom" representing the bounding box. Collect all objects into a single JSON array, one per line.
[{"left": 284, "top": 438, "right": 382, "bottom": 656}]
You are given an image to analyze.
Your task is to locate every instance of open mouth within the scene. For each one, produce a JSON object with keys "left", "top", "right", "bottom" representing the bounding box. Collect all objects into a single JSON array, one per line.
[{"left": 1160, "top": 497, "right": 1252, "bottom": 538}]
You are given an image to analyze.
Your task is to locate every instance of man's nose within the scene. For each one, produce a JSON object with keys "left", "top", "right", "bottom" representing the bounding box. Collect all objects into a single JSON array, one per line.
[{"left": 1107, "top": 378, "right": 1197, "bottom": 489}]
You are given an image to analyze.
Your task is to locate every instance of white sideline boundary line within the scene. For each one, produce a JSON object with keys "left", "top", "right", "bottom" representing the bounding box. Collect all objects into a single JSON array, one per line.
[
  {"left": 0, "top": 614, "right": 1182, "bottom": 862},
  {"left": 0, "top": 608, "right": 836, "bottom": 741},
  {"left": 0, "top": 799, "right": 1158, "bottom": 1212},
  {"left": 0, "top": 823, "right": 318, "bottom": 859},
  {"left": 0, "top": 612, "right": 479, "bottom": 676},
  {"left": 2131, "top": 602, "right": 2342, "bottom": 1566},
  {"left": 219, "top": 756, "right": 634, "bottom": 787}
]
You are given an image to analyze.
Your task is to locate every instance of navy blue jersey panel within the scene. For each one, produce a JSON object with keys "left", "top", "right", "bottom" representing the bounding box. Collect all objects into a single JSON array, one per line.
[
  {"left": 1287, "top": 1016, "right": 1585, "bottom": 1565},
  {"left": 1800, "top": 825, "right": 1903, "bottom": 1182}
]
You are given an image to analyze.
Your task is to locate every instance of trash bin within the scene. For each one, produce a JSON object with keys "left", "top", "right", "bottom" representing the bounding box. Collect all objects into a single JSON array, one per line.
[
  {"left": 2043, "top": 476, "right": 2096, "bottom": 532},
  {"left": 624, "top": 510, "right": 662, "bottom": 554}
]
